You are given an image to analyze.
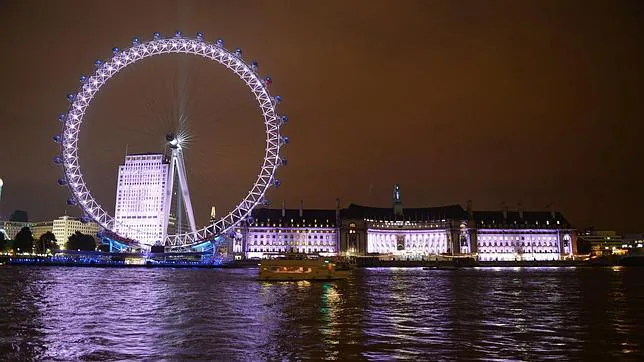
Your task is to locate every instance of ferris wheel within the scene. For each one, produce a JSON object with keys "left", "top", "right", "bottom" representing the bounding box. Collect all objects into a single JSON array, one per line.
[{"left": 53, "top": 31, "right": 289, "bottom": 249}]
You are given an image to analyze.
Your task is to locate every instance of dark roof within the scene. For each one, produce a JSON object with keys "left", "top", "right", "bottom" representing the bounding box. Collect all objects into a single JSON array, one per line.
[
  {"left": 473, "top": 211, "right": 571, "bottom": 228},
  {"left": 341, "top": 203, "right": 468, "bottom": 220},
  {"left": 250, "top": 208, "right": 337, "bottom": 224}
]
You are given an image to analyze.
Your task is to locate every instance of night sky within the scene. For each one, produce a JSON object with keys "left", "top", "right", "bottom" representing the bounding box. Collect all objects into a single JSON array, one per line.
[{"left": 0, "top": 1, "right": 642, "bottom": 232}]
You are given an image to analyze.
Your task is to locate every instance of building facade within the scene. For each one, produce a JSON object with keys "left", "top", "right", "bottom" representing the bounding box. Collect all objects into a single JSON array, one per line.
[
  {"left": 52, "top": 216, "right": 101, "bottom": 247},
  {"left": 236, "top": 203, "right": 340, "bottom": 259},
  {"left": 113, "top": 154, "right": 169, "bottom": 246},
  {"left": 235, "top": 186, "right": 577, "bottom": 261}
]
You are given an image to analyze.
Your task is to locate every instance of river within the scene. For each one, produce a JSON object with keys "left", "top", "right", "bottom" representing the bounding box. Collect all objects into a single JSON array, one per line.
[{"left": 1, "top": 266, "right": 643, "bottom": 360}]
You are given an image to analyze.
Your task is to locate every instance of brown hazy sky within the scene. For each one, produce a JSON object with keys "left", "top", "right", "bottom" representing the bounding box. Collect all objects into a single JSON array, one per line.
[{"left": 0, "top": 1, "right": 642, "bottom": 232}]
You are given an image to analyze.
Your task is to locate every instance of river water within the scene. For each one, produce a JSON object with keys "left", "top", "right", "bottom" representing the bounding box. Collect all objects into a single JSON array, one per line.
[{"left": 1, "top": 266, "right": 643, "bottom": 360}]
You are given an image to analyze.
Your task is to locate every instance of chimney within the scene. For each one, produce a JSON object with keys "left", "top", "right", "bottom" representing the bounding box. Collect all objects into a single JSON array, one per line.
[
  {"left": 502, "top": 202, "right": 508, "bottom": 220},
  {"left": 518, "top": 202, "right": 524, "bottom": 219},
  {"left": 299, "top": 200, "right": 303, "bottom": 218},
  {"left": 466, "top": 200, "right": 473, "bottom": 219},
  {"left": 281, "top": 200, "right": 285, "bottom": 218}
]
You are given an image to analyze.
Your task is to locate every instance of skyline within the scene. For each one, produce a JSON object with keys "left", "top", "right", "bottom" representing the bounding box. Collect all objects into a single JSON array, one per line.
[{"left": 0, "top": 1, "right": 643, "bottom": 232}]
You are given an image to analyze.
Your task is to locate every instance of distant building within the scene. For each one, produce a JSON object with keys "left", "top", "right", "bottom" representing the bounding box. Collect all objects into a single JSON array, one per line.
[
  {"left": 237, "top": 185, "right": 577, "bottom": 261},
  {"left": 237, "top": 201, "right": 340, "bottom": 259},
  {"left": 472, "top": 205, "right": 575, "bottom": 261},
  {"left": 52, "top": 216, "right": 101, "bottom": 248},
  {"left": 30, "top": 221, "right": 53, "bottom": 240},
  {"left": 577, "top": 229, "right": 624, "bottom": 256},
  {"left": 113, "top": 154, "right": 169, "bottom": 246},
  {"left": 0, "top": 220, "right": 29, "bottom": 240}
]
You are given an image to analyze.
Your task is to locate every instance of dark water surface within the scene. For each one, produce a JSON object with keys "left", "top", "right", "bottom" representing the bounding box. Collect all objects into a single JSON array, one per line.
[{"left": 1, "top": 266, "right": 643, "bottom": 360}]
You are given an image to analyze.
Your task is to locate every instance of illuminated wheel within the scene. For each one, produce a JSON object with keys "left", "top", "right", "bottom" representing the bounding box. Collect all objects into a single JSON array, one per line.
[{"left": 53, "top": 31, "right": 288, "bottom": 248}]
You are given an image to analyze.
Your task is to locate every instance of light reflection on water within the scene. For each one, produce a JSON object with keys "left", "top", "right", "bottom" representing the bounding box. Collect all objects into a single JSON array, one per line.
[{"left": 0, "top": 266, "right": 643, "bottom": 360}]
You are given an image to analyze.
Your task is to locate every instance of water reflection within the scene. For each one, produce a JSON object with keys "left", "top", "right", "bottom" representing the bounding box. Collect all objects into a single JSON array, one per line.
[{"left": 0, "top": 266, "right": 643, "bottom": 360}]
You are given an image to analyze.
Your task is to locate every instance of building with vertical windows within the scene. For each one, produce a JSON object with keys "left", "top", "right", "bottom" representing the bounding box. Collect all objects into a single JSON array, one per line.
[
  {"left": 52, "top": 216, "right": 101, "bottom": 248},
  {"left": 113, "top": 154, "right": 168, "bottom": 246},
  {"left": 233, "top": 185, "right": 577, "bottom": 260},
  {"left": 472, "top": 208, "right": 575, "bottom": 261},
  {"left": 236, "top": 201, "right": 340, "bottom": 259}
]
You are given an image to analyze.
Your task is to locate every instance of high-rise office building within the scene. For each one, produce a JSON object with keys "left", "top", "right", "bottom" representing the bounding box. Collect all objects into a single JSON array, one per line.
[{"left": 114, "top": 154, "right": 168, "bottom": 246}]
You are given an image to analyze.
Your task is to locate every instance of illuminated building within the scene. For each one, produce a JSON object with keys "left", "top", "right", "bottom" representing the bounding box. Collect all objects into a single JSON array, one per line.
[
  {"left": 238, "top": 201, "right": 340, "bottom": 259},
  {"left": 30, "top": 221, "right": 53, "bottom": 239},
  {"left": 52, "top": 216, "right": 101, "bottom": 247},
  {"left": 235, "top": 186, "right": 577, "bottom": 261},
  {"left": 113, "top": 154, "right": 168, "bottom": 246},
  {"left": 472, "top": 205, "right": 575, "bottom": 261},
  {"left": 577, "top": 229, "right": 624, "bottom": 256}
]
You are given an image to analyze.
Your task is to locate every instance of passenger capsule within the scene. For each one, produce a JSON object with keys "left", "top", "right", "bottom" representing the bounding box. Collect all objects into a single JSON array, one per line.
[
  {"left": 234, "top": 48, "right": 242, "bottom": 57},
  {"left": 57, "top": 178, "right": 67, "bottom": 186},
  {"left": 262, "top": 198, "right": 270, "bottom": 206},
  {"left": 264, "top": 76, "right": 272, "bottom": 87},
  {"left": 275, "top": 96, "right": 282, "bottom": 104},
  {"left": 215, "top": 38, "right": 224, "bottom": 47},
  {"left": 250, "top": 61, "right": 259, "bottom": 72},
  {"left": 175, "top": 30, "right": 182, "bottom": 38},
  {"left": 273, "top": 179, "right": 281, "bottom": 187},
  {"left": 53, "top": 156, "right": 63, "bottom": 164},
  {"left": 79, "top": 75, "right": 87, "bottom": 83},
  {"left": 66, "top": 93, "right": 75, "bottom": 102},
  {"left": 281, "top": 136, "right": 289, "bottom": 145},
  {"left": 246, "top": 217, "right": 254, "bottom": 225},
  {"left": 67, "top": 197, "right": 77, "bottom": 206},
  {"left": 279, "top": 157, "right": 288, "bottom": 166},
  {"left": 58, "top": 113, "right": 66, "bottom": 122},
  {"left": 53, "top": 135, "right": 62, "bottom": 143},
  {"left": 196, "top": 32, "right": 204, "bottom": 40},
  {"left": 112, "top": 47, "right": 120, "bottom": 55},
  {"left": 153, "top": 32, "right": 161, "bottom": 40},
  {"left": 132, "top": 37, "right": 140, "bottom": 45},
  {"left": 94, "top": 59, "right": 102, "bottom": 67},
  {"left": 80, "top": 216, "right": 90, "bottom": 224},
  {"left": 280, "top": 115, "right": 288, "bottom": 124}
]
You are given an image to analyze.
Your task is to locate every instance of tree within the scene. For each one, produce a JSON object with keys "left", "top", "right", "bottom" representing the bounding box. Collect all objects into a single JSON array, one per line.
[
  {"left": 0, "top": 231, "right": 6, "bottom": 252},
  {"left": 13, "top": 226, "right": 34, "bottom": 253},
  {"left": 36, "top": 231, "right": 58, "bottom": 254},
  {"left": 66, "top": 231, "right": 96, "bottom": 251},
  {"left": 9, "top": 210, "right": 29, "bottom": 222}
]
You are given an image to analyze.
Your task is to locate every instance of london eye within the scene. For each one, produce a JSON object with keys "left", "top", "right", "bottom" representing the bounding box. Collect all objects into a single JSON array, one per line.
[{"left": 53, "top": 31, "right": 288, "bottom": 250}]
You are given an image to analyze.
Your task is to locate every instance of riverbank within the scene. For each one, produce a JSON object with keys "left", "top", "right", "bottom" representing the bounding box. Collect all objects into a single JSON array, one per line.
[{"left": 3, "top": 255, "right": 642, "bottom": 268}]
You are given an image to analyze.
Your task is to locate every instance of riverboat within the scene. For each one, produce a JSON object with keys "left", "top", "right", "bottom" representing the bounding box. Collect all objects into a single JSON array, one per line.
[{"left": 258, "top": 254, "right": 351, "bottom": 281}]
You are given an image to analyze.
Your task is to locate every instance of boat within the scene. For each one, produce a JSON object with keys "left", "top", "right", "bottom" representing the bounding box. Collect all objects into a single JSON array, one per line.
[{"left": 258, "top": 254, "right": 351, "bottom": 281}]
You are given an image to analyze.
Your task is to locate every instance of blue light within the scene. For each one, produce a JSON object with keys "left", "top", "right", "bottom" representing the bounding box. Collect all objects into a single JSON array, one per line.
[
  {"left": 275, "top": 96, "right": 282, "bottom": 104},
  {"left": 94, "top": 59, "right": 102, "bottom": 66},
  {"left": 112, "top": 47, "right": 120, "bottom": 55},
  {"left": 52, "top": 135, "right": 62, "bottom": 143},
  {"left": 196, "top": 32, "right": 204, "bottom": 40},
  {"left": 67, "top": 198, "right": 77, "bottom": 206},
  {"left": 79, "top": 75, "right": 87, "bottom": 83},
  {"left": 215, "top": 38, "right": 224, "bottom": 47},
  {"left": 280, "top": 115, "right": 288, "bottom": 124},
  {"left": 153, "top": 32, "right": 161, "bottom": 40},
  {"left": 175, "top": 30, "right": 182, "bottom": 38},
  {"left": 282, "top": 136, "right": 289, "bottom": 144},
  {"left": 132, "top": 37, "right": 140, "bottom": 45},
  {"left": 234, "top": 48, "right": 242, "bottom": 57},
  {"left": 57, "top": 178, "right": 67, "bottom": 186},
  {"left": 274, "top": 179, "right": 281, "bottom": 187},
  {"left": 66, "top": 93, "right": 75, "bottom": 102},
  {"left": 57, "top": 113, "right": 66, "bottom": 122},
  {"left": 250, "top": 61, "right": 259, "bottom": 71},
  {"left": 53, "top": 156, "right": 63, "bottom": 164}
]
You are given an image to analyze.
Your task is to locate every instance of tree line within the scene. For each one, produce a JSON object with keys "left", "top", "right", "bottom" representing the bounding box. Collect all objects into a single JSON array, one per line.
[{"left": 0, "top": 227, "right": 98, "bottom": 254}]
